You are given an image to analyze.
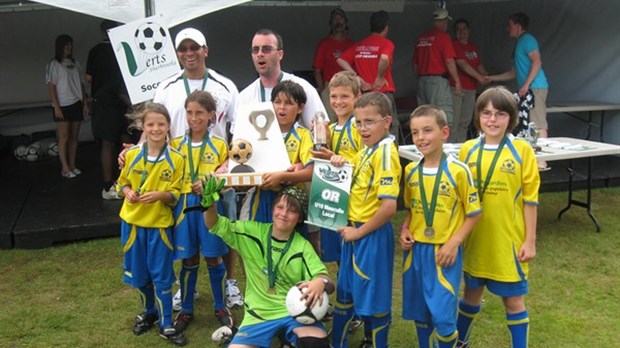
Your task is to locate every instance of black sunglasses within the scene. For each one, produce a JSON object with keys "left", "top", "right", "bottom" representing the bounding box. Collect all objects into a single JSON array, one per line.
[
  {"left": 177, "top": 44, "right": 202, "bottom": 53},
  {"left": 250, "top": 46, "right": 279, "bottom": 55}
]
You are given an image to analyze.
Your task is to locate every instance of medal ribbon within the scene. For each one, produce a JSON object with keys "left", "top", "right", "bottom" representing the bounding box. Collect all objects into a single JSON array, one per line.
[
  {"left": 266, "top": 226, "right": 294, "bottom": 290},
  {"left": 333, "top": 116, "right": 353, "bottom": 155},
  {"left": 138, "top": 143, "right": 166, "bottom": 193},
  {"left": 183, "top": 71, "right": 208, "bottom": 96},
  {"left": 186, "top": 132, "right": 209, "bottom": 184},
  {"left": 259, "top": 72, "right": 284, "bottom": 102},
  {"left": 476, "top": 136, "right": 507, "bottom": 202},
  {"left": 418, "top": 153, "right": 447, "bottom": 229}
]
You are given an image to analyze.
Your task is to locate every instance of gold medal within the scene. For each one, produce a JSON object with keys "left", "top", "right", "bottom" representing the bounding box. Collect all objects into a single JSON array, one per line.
[
  {"left": 267, "top": 287, "right": 276, "bottom": 295},
  {"left": 424, "top": 226, "right": 435, "bottom": 238}
]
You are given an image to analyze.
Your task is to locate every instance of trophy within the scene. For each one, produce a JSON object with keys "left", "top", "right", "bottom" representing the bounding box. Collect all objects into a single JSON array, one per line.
[
  {"left": 249, "top": 109, "right": 275, "bottom": 140},
  {"left": 313, "top": 111, "right": 328, "bottom": 151},
  {"left": 527, "top": 122, "right": 541, "bottom": 151}
]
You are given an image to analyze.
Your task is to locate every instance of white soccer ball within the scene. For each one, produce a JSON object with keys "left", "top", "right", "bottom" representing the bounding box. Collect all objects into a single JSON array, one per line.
[
  {"left": 134, "top": 22, "right": 167, "bottom": 54},
  {"left": 285, "top": 285, "right": 330, "bottom": 325},
  {"left": 25, "top": 145, "right": 39, "bottom": 162},
  {"left": 47, "top": 142, "right": 58, "bottom": 157},
  {"left": 14, "top": 145, "right": 28, "bottom": 160}
]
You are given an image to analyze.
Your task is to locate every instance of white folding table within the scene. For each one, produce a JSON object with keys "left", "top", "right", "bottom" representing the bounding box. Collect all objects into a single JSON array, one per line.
[
  {"left": 399, "top": 137, "right": 620, "bottom": 232},
  {"left": 547, "top": 101, "right": 620, "bottom": 141}
]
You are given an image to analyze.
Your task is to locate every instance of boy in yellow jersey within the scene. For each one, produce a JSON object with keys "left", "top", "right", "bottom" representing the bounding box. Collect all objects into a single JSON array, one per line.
[
  {"left": 456, "top": 86, "right": 540, "bottom": 348},
  {"left": 311, "top": 70, "right": 362, "bottom": 263},
  {"left": 117, "top": 103, "right": 186, "bottom": 345},
  {"left": 330, "top": 92, "right": 401, "bottom": 348},
  {"left": 243, "top": 81, "right": 314, "bottom": 228},
  {"left": 400, "top": 105, "right": 481, "bottom": 348}
]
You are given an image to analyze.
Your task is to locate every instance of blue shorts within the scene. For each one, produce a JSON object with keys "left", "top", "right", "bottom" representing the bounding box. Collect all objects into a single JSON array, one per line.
[
  {"left": 121, "top": 221, "right": 175, "bottom": 290},
  {"left": 320, "top": 227, "right": 341, "bottom": 263},
  {"left": 173, "top": 193, "right": 229, "bottom": 259},
  {"left": 232, "top": 316, "right": 325, "bottom": 347},
  {"left": 402, "top": 242, "right": 462, "bottom": 336},
  {"left": 337, "top": 221, "right": 394, "bottom": 316},
  {"left": 464, "top": 272, "right": 529, "bottom": 297}
]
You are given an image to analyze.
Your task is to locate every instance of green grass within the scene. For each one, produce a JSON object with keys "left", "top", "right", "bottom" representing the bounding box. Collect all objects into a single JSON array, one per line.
[{"left": 1, "top": 188, "right": 619, "bottom": 347}]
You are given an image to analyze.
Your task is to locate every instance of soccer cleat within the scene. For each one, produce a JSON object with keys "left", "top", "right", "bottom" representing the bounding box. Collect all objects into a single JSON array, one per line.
[
  {"left": 172, "top": 287, "right": 199, "bottom": 312},
  {"left": 102, "top": 184, "right": 121, "bottom": 200},
  {"left": 225, "top": 279, "right": 244, "bottom": 308},
  {"left": 173, "top": 311, "right": 193, "bottom": 333},
  {"left": 359, "top": 337, "right": 373, "bottom": 348},
  {"left": 348, "top": 317, "right": 363, "bottom": 333},
  {"left": 211, "top": 325, "right": 238, "bottom": 345},
  {"left": 160, "top": 327, "right": 187, "bottom": 346},
  {"left": 132, "top": 312, "right": 158, "bottom": 335},
  {"left": 215, "top": 307, "right": 235, "bottom": 328}
]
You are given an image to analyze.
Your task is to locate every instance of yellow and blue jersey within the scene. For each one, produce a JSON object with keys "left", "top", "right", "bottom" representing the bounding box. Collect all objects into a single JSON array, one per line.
[
  {"left": 403, "top": 154, "right": 481, "bottom": 244},
  {"left": 283, "top": 123, "right": 314, "bottom": 167},
  {"left": 329, "top": 117, "right": 363, "bottom": 161},
  {"left": 348, "top": 137, "right": 401, "bottom": 223},
  {"left": 170, "top": 134, "right": 228, "bottom": 194},
  {"left": 459, "top": 135, "right": 540, "bottom": 282},
  {"left": 118, "top": 143, "right": 184, "bottom": 227}
]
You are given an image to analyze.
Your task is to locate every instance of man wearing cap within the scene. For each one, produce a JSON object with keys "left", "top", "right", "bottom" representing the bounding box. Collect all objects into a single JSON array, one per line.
[
  {"left": 152, "top": 27, "right": 244, "bottom": 338},
  {"left": 337, "top": 10, "right": 401, "bottom": 142},
  {"left": 237, "top": 28, "right": 327, "bottom": 130},
  {"left": 312, "top": 8, "right": 354, "bottom": 122},
  {"left": 413, "top": 8, "right": 462, "bottom": 126},
  {"left": 154, "top": 28, "right": 238, "bottom": 140}
]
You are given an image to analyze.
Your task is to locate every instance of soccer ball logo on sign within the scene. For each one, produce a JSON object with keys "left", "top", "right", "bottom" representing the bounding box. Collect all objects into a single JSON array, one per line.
[{"left": 134, "top": 22, "right": 167, "bottom": 54}]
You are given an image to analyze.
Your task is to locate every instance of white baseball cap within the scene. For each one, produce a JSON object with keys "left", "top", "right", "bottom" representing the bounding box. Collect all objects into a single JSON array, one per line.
[
  {"left": 175, "top": 28, "right": 207, "bottom": 49},
  {"left": 433, "top": 8, "right": 452, "bottom": 20}
]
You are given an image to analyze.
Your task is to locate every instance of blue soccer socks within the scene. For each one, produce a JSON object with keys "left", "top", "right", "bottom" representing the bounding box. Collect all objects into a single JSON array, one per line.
[
  {"left": 456, "top": 300, "right": 481, "bottom": 345},
  {"left": 179, "top": 263, "right": 199, "bottom": 313},
  {"left": 208, "top": 262, "right": 226, "bottom": 310},
  {"left": 507, "top": 310, "right": 529, "bottom": 348}
]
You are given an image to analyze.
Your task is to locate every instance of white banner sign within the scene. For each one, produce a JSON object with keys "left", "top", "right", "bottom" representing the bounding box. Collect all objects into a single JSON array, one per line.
[
  {"left": 108, "top": 14, "right": 180, "bottom": 104},
  {"left": 341, "top": 0, "right": 405, "bottom": 13}
]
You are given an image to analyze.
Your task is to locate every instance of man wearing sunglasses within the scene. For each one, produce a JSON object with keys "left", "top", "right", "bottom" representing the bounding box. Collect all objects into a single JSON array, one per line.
[
  {"left": 236, "top": 28, "right": 327, "bottom": 131},
  {"left": 153, "top": 28, "right": 238, "bottom": 141}
]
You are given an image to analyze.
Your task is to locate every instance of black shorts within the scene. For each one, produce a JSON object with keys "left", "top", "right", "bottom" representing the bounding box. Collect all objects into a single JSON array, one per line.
[
  {"left": 91, "top": 99, "right": 129, "bottom": 142},
  {"left": 53, "top": 101, "right": 84, "bottom": 122}
]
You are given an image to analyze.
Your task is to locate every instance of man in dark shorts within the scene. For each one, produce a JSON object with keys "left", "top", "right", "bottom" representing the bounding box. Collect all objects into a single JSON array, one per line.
[{"left": 86, "top": 20, "right": 132, "bottom": 199}]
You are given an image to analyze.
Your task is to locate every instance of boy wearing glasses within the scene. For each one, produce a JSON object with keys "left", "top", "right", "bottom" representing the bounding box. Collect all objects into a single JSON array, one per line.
[
  {"left": 329, "top": 92, "right": 401, "bottom": 348},
  {"left": 237, "top": 29, "right": 327, "bottom": 131}
]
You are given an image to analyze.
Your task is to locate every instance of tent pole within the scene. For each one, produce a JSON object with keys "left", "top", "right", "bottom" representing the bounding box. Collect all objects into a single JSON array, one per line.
[{"left": 144, "top": 0, "right": 155, "bottom": 16}]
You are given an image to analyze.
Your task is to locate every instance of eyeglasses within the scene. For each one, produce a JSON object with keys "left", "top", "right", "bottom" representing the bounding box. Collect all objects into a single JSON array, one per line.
[
  {"left": 177, "top": 44, "right": 202, "bottom": 53},
  {"left": 480, "top": 110, "right": 510, "bottom": 119},
  {"left": 355, "top": 117, "right": 386, "bottom": 129},
  {"left": 250, "top": 46, "right": 279, "bottom": 55}
]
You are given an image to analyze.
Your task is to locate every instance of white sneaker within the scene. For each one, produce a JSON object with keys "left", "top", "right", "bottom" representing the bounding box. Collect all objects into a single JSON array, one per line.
[
  {"left": 172, "top": 286, "right": 199, "bottom": 312},
  {"left": 72, "top": 168, "right": 82, "bottom": 175},
  {"left": 101, "top": 184, "right": 122, "bottom": 200},
  {"left": 225, "top": 279, "right": 244, "bottom": 308},
  {"left": 211, "top": 325, "right": 236, "bottom": 344}
]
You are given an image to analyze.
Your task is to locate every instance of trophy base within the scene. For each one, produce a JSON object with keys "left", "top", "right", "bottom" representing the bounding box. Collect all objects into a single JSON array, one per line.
[{"left": 219, "top": 173, "right": 263, "bottom": 187}]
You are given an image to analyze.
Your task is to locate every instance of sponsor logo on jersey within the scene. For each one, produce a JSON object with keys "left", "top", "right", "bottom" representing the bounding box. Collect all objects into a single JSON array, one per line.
[{"left": 380, "top": 177, "right": 393, "bottom": 186}]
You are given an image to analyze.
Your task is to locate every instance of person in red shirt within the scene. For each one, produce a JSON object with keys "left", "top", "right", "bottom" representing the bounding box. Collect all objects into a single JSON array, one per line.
[
  {"left": 313, "top": 9, "right": 354, "bottom": 122},
  {"left": 413, "top": 8, "right": 462, "bottom": 128},
  {"left": 450, "top": 18, "right": 488, "bottom": 143},
  {"left": 337, "top": 10, "right": 401, "bottom": 143}
]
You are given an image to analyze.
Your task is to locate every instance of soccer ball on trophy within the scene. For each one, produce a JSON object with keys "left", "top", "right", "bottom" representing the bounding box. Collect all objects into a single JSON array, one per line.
[
  {"left": 134, "top": 22, "right": 167, "bottom": 54},
  {"left": 229, "top": 138, "right": 253, "bottom": 164},
  {"left": 285, "top": 285, "right": 330, "bottom": 325}
]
